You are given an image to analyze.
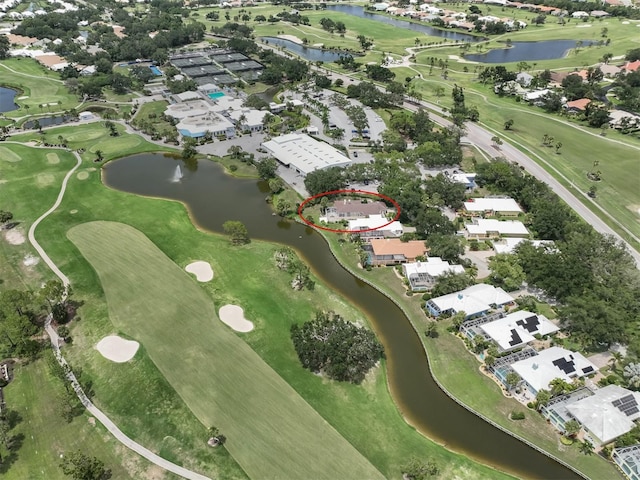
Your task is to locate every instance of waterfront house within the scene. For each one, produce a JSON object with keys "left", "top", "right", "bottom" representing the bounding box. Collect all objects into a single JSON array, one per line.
[
  {"left": 367, "top": 239, "right": 428, "bottom": 266},
  {"left": 325, "top": 199, "right": 389, "bottom": 222}
]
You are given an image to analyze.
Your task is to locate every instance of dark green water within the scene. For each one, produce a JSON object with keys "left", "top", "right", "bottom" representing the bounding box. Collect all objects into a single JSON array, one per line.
[{"left": 103, "top": 153, "right": 580, "bottom": 480}]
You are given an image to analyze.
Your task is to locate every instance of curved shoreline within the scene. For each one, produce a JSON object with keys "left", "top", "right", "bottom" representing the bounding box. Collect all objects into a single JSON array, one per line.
[{"left": 305, "top": 219, "right": 588, "bottom": 480}]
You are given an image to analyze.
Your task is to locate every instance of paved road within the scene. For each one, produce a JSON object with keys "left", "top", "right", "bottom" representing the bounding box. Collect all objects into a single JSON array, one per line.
[
  {"left": 401, "top": 101, "right": 640, "bottom": 266},
  {"left": 26, "top": 150, "right": 211, "bottom": 480}
]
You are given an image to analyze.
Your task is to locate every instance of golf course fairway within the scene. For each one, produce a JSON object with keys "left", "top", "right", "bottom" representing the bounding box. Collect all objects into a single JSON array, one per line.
[{"left": 67, "top": 221, "right": 384, "bottom": 480}]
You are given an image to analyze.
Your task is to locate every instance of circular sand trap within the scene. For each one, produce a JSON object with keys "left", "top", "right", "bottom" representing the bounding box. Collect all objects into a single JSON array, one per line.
[
  {"left": 4, "top": 229, "right": 25, "bottom": 245},
  {"left": 46, "top": 152, "right": 60, "bottom": 164},
  {"left": 96, "top": 335, "right": 140, "bottom": 363},
  {"left": 70, "top": 209, "right": 78, "bottom": 214},
  {"left": 23, "top": 254, "right": 39, "bottom": 266},
  {"left": 219, "top": 305, "right": 254, "bottom": 333},
  {"left": 185, "top": 261, "right": 214, "bottom": 282},
  {"left": 76, "top": 171, "right": 89, "bottom": 180},
  {"left": 623, "top": 21, "right": 630, "bottom": 24}
]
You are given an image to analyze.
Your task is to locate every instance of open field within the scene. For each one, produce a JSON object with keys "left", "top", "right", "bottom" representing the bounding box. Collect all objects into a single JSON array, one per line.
[
  {"left": 0, "top": 58, "right": 79, "bottom": 117},
  {"left": 67, "top": 221, "right": 385, "bottom": 480},
  {"left": 323, "top": 232, "right": 619, "bottom": 480}
]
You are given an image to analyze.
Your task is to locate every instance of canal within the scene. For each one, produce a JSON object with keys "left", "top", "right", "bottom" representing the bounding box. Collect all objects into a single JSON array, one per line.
[{"left": 103, "top": 153, "right": 580, "bottom": 480}]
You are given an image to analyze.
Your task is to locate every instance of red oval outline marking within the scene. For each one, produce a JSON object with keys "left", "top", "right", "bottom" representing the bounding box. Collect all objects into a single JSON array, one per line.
[{"left": 297, "top": 189, "right": 401, "bottom": 234}]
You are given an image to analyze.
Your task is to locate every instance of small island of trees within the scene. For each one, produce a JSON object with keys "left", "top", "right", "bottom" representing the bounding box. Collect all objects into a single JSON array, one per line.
[{"left": 290, "top": 311, "right": 384, "bottom": 384}]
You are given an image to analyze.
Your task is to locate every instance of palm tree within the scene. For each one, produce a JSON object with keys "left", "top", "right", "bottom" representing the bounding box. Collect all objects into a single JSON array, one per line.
[
  {"left": 610, "top": 351, "right": 624, "bottom": 371},
  {"left": 95, "top": 150, "right": 104, "bottom": 162},
  {"left": 580, "top": 440, "right": 594, "bottom": 455}
]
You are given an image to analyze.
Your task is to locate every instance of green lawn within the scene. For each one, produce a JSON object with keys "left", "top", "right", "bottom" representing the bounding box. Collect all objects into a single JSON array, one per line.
[
  {"left": 67, "top": 221, "right": 385, "bottom": 480},
  {"left": 130, "top": 100, "right": 177, "bottom": 139},
  {"left": 1, "top": 361, "right": 143, "bottom": 480},
  {"left": 0, "top": 58, "right": 79, "bottom": 118},
  {"left": 0, "top": 143, "right": 77, "bottom": 289}
]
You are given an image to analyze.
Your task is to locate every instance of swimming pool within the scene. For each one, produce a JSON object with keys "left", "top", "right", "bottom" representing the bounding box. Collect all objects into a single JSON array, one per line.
[
  {"left": 150, "top": 66, "right": 162, "bottom": 76},
  {"left": 208, "top": 92, "right": 226, "bottom": 100}
]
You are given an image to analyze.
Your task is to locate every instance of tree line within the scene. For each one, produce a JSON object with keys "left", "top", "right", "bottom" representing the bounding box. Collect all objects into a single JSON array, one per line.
[{"left": 476, "top": 160, "right": 640, "bottom": 350}]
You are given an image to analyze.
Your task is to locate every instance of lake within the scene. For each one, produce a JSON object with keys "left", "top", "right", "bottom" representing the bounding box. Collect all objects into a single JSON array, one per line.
[
  {"left": 103, "top": 152, "right": 580, "bottom": 480},
  {"left": 261, "top": 37, "right": 349, "bottom": 62},
  {"left": 0, "top": 86, "right": 18, "bottom": 113},
  {"left": 464, "top": 40, "right": 597, "bottom": 63},
  {"left": 326, "top": 4, "right": 479, "bottom": 43}
]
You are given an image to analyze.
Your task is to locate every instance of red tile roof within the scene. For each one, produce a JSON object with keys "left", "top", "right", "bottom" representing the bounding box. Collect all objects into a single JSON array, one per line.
[
  {"left": 623, "top": 60, "right": 640, "bottom": 73},
  {"left": 565, "top": 98, "right": 591, "bottom": 111}
]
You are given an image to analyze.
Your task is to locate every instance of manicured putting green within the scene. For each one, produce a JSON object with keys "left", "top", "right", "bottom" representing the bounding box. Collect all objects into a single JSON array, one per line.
[
  {"left": 68, "top": 221, "right": 384, "bottom": 480},
  {"left": 0, "top": 146, "right": 22, "bottom": 162},
  {"left": 89, "top": 135, "right": 142, "bottom": 155}
]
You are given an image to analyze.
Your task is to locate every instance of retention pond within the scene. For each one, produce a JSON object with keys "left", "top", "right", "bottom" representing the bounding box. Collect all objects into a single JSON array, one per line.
[{"left": 103, "top": 152, "right": 581, "bottom": 480}]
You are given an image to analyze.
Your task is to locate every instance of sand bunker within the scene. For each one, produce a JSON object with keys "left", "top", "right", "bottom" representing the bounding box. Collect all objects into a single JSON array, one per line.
[
  {"left": 96, "top": 335, "right": 139, "bottom": 363},
  {"left": 70, "top": 209, "right": 78, "bottom": 214},
  {"left": 185, "top": 261, "right": 214, "bottom": 282},
  {"left": 77, "top": 171, "right": 89, "bottom": 180},
  {"left": 219, "top": 305, "right": 254, "bottom": 333},
  {"left": 23, "top": 254, "right": 39, "bottom": 266},
  {"left": 278, "top": 34, "right": 303, "bottom": 44},
  {"left": 47, "top": 153, "right": 60, "bottom": 164},
  {"left": 4, "top": 229, "right": 25, "bottom": 245}
]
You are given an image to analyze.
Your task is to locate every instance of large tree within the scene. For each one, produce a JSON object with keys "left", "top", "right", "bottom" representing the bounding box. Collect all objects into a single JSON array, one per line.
[
  {"left": 304, "top": 167, "right": 345, "bottom": 196},
  {"left": 488, "top": 254, "right": 525, "bottom": 291},
  {"left": 290, "top": 311, "right": 384, "bottom": 384},
  {"left": 60, "top": 450, "right": 110, "bottom": 480},
  {"left": 222, "top": 221, "right": 249, "bottom": 245}
]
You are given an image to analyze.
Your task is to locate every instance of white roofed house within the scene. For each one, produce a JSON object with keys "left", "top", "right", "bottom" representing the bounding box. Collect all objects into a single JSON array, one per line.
[
  {"left": 348, "top": 215, "right": 403, "bottom": 241},
  {"left": 566, "top": 385, "right": 640, "bottom": 445},
  {"left": 510, "top": 346, "right": 598, "bottom": 396},
  {"left": 402, "top": 258, "right": 465, "bottom": 291},
  {"left": 463, "top": 197, "right": 523, "bottom": 217},
  {"left": 465, "top": 219, "right": 529, "bottom": 239},
  {"left": 426, "top": 284, "right": 514, "bottom": 319},
  {"left": 479, "top": 310, "right": 559, "bottom": 352}
]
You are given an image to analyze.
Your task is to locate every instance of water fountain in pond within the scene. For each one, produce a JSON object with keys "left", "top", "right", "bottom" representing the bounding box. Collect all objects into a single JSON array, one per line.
[{"left": 171, "top": 165, "right": 183, "bottom": 183}]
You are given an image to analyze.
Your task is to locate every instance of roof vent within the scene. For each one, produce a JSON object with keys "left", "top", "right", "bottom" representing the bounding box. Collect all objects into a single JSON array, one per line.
[
  {"left": 532, "top": 363, "right": 538, "bottom": 370},
  {"left": 457, "top": 293, "right": 463, "bottom": 300}
]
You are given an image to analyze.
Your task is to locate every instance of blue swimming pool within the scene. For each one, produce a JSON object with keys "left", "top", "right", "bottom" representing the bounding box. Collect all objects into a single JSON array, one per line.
[
  {"left": 150, "top": 66, "right": 162, "bottom": 76},
  {"left": 208, "top": 91, "right": 225, "bottom": 100}
]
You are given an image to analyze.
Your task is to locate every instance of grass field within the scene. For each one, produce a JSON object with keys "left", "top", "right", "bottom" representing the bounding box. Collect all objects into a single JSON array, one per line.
[
  {"left": 322, "top": 233, "right": 619, "bottom": 480},
  {"left": 2, "top": 362, "right": 144, "bottom": 480},
  {"left": 0, "top": 58, "right": 79, "bottom": 117},
  {"left": 67, "top": 221, "right": 385, "bottom": 480}
]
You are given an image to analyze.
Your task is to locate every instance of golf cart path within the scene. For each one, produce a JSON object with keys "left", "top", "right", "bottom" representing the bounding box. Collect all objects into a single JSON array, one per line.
[{"left": 27, "top": 150, "right": 211, "bottom": 480}]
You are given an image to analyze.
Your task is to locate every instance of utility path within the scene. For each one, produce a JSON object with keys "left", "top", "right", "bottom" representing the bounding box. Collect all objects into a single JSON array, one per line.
[{"left": 27, "top": 150, "right": 212, "bottom": 480}]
